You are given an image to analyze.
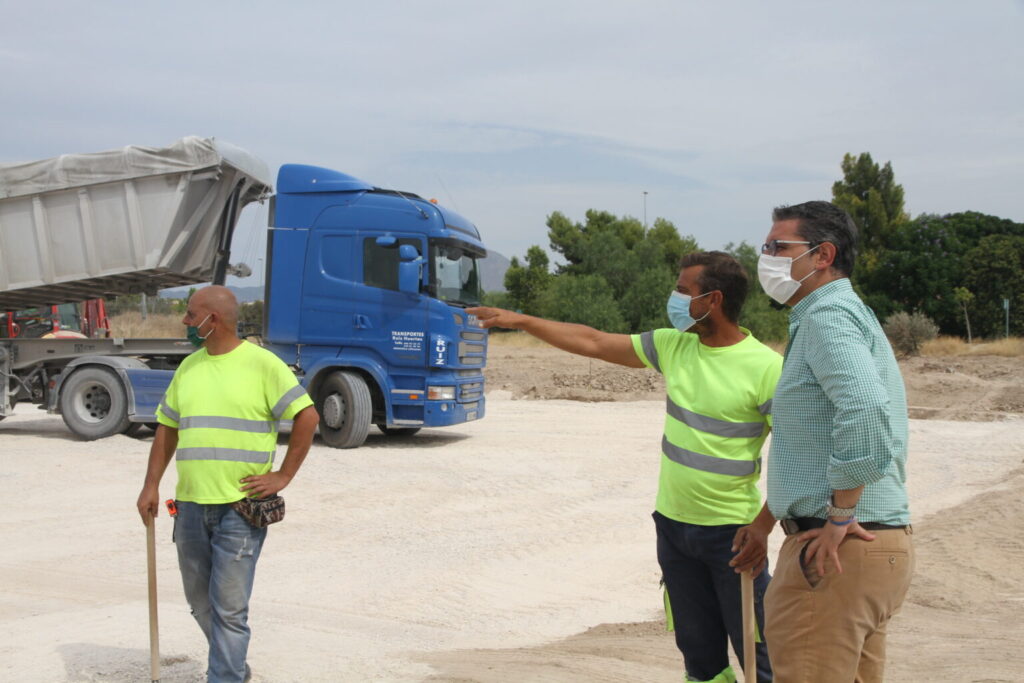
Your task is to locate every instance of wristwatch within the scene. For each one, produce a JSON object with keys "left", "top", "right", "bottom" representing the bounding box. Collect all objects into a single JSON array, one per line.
[{"left": 827, "top": 504, "right": 856, "bottom": 518}]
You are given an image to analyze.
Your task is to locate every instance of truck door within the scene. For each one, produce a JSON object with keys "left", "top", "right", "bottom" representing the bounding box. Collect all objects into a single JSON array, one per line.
[{"left": 299, "top": 230, "right": 429, "bottom": 369}]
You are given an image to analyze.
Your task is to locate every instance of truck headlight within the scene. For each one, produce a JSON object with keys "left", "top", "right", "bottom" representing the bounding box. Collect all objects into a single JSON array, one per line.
[{"left": 427, "top": 386, "right": 455, "bottom": 401}]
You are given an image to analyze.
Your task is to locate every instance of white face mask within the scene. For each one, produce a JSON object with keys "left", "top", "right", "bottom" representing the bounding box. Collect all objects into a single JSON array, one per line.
[{"left": 757, "top": 245, "right": 820, "bottom": 305}]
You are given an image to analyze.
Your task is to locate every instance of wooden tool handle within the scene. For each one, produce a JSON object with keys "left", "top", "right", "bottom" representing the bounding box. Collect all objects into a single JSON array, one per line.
[
  {"left": 147, "top": 514, "right": 160, "bottom": 682},
  {"left": 741, "top": 570, "right": 756, "bottom": 682}
]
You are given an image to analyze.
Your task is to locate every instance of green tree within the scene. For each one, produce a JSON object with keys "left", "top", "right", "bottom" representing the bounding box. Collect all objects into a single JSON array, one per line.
[
  {"left": 536, "top": 274, "right": 627, "bottom": 333},
  {"left": 831, "top": 153, "right": 907, "bottom": 255},
  {"left": 544, "top": 209, "right": 699, "bottom": 332},
  {"left": 963, "top": 234, "right": 1024, "bottom": 337},
  {"left": 481, "top": 290, "right": 513, "bottom": 309},
  {"left": 831, "top": 153, "right": 908, "bottom": 317},
  {"left": 868, "top": 215, "right": 963, "bottom": 329},
  {"left": 504, "top": 245, "right": 552, "bottom": 314},
  {"left": 547, "top": 210, "right": 644, "bottom": 269},
  {"left": 617, "top": 238, "right": 677, "bottom": 331},
  {"left": 724, "top": 241, "right": 790, "bottom": 342},
  {"left": 870, "top": 212, "right": 1024, "bottom": 336},
  {"left": 647, "top": 217, "right": 700, "bottom": 270},
  {"left": 952, "top": 287, "right": 974, "bottom": 343},
  {"left": 507, "top": 210, "right": 703, "bottom": 332}
]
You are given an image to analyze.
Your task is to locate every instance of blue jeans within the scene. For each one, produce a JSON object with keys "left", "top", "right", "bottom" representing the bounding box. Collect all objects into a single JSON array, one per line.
[
  {"left": 654, "top": 511, "right": 772, "bottom": 682},
  {"left": 174, "top": 501, "right": 266, "bottom": 683}
]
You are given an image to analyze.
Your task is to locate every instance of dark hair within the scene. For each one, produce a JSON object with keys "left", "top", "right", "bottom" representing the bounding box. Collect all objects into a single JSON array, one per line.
[
  {"left": 678, "top": 251, "right": 748, "bottom": 323},
  {"left": 772, "top": 201, "right": 858, "bottom": 276}
]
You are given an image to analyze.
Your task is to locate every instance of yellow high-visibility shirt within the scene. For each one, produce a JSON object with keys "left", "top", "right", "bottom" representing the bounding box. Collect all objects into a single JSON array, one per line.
[
  {"left": 156, "top": 341, "right": 313, "bottom": 504},
  {"left": 632, "top": 327, "right": 782, "bottom": 526}
]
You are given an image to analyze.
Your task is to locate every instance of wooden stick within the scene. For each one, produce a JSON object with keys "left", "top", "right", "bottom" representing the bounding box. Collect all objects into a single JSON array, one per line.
[
  {"left": 147, "top": 513, "right": 160, "bottom": 682},
  {"left": 741, "top": 569, "right": 756, "bottom": 682}
]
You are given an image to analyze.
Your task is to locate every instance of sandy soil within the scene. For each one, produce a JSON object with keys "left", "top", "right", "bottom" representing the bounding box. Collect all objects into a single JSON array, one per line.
[
  {"left": 0, "top": 345, "right": 1021, "bottom": 682},
  {"left": 485, "top": 340, "right": 1024, "bottom": 420}
]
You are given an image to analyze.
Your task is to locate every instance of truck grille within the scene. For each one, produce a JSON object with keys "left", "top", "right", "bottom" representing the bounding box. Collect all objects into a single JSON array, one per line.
[
  {"left": 459, "top": 382, "right": 483, "bottom": 401},
  {"left": 457, "top": 341, "right": 485, "bottom": 366}
]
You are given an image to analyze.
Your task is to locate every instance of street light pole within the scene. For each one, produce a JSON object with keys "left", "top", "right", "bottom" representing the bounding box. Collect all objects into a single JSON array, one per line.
[{"left": 643, "top": 191, "right": 649, "bottom": 231}]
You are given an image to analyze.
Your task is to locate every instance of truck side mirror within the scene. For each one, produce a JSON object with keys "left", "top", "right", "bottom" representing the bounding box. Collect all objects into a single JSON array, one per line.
[{"left": 398, "top": 244, "right": 423, "bottom": 294}]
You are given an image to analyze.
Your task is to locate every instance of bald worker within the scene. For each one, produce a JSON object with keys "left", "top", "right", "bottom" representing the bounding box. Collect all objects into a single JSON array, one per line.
[{"left": 136, "top": 285, "right": 318, "bottom": 683}]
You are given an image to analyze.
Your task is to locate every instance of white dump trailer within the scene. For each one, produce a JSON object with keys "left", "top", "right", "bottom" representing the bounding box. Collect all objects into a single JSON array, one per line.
[
  {"left": 0, "top": 136, "right": 271, "bottom": 310},
  {"left": 0, "top": 137, "right": 272, "bottom": 437}
]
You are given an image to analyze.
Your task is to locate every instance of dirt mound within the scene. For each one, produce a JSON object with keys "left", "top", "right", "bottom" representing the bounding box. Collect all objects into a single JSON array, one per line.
[
  {"left": 485, "top": 344, "right": 1024, "bottom": 420},
  {"left": 900, "top": 355, "right": 1024, "bottom": 420}
]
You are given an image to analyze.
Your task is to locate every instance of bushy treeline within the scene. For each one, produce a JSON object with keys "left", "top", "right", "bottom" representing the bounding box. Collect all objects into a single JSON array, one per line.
[
  {"left": 491, "top": 153, "right": 1024, "bottom": 343},
  {"left": 833, "top": 152, "right": 1024, "bottom": 339},
  {"left": 488, "top": 210, "right": 791, "bottom": 341}
]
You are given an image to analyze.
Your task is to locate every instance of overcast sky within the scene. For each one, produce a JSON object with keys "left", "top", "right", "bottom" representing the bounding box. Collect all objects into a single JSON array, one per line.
[{"left": 3, "top": 1, "right": 1022, "bottom": 274}]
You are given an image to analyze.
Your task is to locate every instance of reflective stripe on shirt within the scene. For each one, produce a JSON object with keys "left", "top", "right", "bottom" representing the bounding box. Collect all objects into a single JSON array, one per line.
[
  {"left": 640, "top": 331, "right": 661, "bottom": 373},
  {"left": 272, "top": 384, "right": 309, "bottom": 420},
  {"left": 662, "top": 435, "right": 760, "bottom": 477},
  {"left": 177, "top": 447, "right": 273, "bottom": 464},
  {"left": 179, "top": 416, "right": 276, "bottom": 433},
  {"left": 665, "top": 397, "right": 765, "bottom": 439},
  {"left": 159, "top": 400, "right": 180, "bottom": 423}
]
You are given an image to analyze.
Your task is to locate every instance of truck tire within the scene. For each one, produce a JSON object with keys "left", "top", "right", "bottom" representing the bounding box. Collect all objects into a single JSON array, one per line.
[
  {"left": 123, "top": 422, "right": 146, "bottom": 438},
  {"left": 316, "top": 371, "right": 372, "bottom": 449},
  {"left": 378, "top": 425, "right": 421, "bottom": 437},
  {"left": 60, "top": 367, "right": 131, "bottom": 440}
]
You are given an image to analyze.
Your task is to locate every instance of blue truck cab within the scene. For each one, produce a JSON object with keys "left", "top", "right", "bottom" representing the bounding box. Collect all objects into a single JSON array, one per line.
[{"left": 262, "top": 164, "right": 488, "bottom": 447}]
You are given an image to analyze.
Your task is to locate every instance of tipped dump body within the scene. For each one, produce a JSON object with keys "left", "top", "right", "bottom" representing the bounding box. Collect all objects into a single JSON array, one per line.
[{"left": 0, "top": 137, "right": 271, "bottom": 309}]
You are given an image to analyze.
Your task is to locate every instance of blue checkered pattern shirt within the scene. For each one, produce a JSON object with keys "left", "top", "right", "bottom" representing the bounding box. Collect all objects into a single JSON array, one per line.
[{"left": 767, "top": 278, "right": 910, "bottom": 525}]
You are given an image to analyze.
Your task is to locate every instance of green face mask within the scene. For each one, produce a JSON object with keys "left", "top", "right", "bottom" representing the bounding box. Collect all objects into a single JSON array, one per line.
[{"left": 186, "top": 314, "right": 212, "bottom": 348}]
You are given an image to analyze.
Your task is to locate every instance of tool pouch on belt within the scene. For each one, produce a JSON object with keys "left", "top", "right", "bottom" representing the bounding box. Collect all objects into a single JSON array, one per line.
[{"left": 231, "top": 495, "right": 285, "bottom": 528}]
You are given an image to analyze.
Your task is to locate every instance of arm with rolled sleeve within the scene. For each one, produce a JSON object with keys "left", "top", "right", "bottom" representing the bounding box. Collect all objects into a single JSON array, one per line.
[{"left": 804, "top": 305, "right": 897, "bottom": 491}]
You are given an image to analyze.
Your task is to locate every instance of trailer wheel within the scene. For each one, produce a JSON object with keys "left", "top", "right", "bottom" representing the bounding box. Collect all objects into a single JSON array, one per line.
[
  {"left": 378, "top": 425, "right": 421, "bottom": 437},
  {"left": 60, "top": 367, "right": 130, "bottom": 440},
  {"left": 316, "top": 371, "right": 372, "bottom": 449}
]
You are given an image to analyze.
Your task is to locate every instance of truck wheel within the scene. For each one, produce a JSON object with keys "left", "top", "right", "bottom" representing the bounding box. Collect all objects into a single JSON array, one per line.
[
  {"left": 378, "top": 425, "right": 421, "bottom": 437},
  {"left": 316, "top": 371, "right": 371, "bottom": 449},
  {"left": 60, "top": 367, "right": 130, "bottom": 440},
  {"left": 124, "top": 422, "right": 146, "bottom": 437}
]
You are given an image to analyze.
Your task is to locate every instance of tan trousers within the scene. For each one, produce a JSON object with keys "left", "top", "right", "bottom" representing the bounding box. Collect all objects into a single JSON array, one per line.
[{"left": 764, "top": 527, "right": 914, "bottom": 682}]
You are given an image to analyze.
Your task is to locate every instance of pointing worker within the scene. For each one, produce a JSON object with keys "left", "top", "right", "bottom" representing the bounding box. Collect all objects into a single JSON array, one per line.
[{"left": 469, "top": 251, "right": 781, "bottom": 683}]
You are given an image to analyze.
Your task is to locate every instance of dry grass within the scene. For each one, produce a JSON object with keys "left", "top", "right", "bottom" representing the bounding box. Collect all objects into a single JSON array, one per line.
[
  {"left": 107, "top": 312, "right": 184, "bottom": 338},
  {"left": 921, "top": 335, "right": 1024, "bottom": 358}
]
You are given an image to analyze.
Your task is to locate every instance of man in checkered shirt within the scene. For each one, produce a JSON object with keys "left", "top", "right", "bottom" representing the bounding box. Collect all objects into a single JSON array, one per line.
[{"left": 748, "top": 201, "right": 913, "bottom": 682}]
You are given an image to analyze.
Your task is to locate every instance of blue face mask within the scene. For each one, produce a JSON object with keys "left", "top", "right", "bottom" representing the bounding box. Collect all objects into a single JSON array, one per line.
[
  {"left": 666, "top": 290, "right": 712, "bottom": 332},
  {"left": 186, "top": 314, "right": 213, "bottom": 348}
]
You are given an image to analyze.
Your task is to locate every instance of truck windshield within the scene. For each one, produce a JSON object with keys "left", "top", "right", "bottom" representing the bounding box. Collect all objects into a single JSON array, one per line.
[{"left": 429, "top": 241, "right": 482, "bottom": 307}]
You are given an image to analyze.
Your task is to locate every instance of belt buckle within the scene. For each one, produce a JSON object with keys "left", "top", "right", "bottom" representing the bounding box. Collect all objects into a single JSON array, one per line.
[{"left": 780, "top": 519, "right": 800, "bottom": 535}]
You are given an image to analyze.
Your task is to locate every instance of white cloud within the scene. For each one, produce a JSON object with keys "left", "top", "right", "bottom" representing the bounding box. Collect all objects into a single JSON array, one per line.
[{"left": 1, "top": 0, "right": 1021, "bottom": 262}]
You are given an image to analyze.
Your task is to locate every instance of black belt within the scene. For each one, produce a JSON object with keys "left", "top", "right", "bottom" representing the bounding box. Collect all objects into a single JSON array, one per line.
[{"left": 780, "top": 517, "right": 909, "bottom": 536}]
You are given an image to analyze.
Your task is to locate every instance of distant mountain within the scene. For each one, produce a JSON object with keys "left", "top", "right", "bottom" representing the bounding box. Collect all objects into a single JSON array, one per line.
[
  {"left": 480, "top": 250, "right": 510, "bottom": 293},
  {"left": 158, "top": 285, "right": 263, "bottom": 303}
]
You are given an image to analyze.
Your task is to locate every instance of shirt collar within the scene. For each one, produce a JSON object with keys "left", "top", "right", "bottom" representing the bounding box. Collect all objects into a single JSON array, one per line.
[{"left": 790, "top": 278, "right": 853, "bottom": 324}]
